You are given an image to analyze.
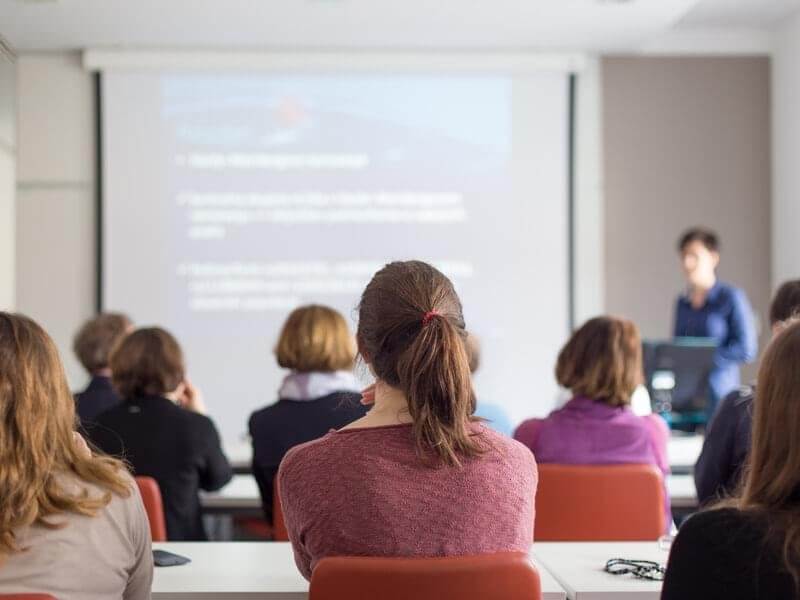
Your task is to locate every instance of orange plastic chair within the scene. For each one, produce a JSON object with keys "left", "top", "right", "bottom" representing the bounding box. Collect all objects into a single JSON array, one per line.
[
  {"left": 534, "top": 463, "right": 665, "bottom": 541},
  {"left": 0, "top": 595, "right": 56, "bottom": 599},
  {"left": 309, "top": 553, "right": 542, "bottom": 600},
  {"left": 135, "top": 476, "right": 168, "bottom": 542},
  {"left": 272, "top": 477, "right": 289, "bottom": 541}
]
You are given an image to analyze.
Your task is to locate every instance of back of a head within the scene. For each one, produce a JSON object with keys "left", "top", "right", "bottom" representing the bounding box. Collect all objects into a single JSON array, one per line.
[
  {"left": 769, "top": 279, "right": 800, "bottom": 326},
  {"left": 275, "top": 304, "right": 356, "bottom": 373},
  {"left": 357, "top": 260, "right": 480, "bottom": 466},
  {"left": 110, "top": 327, "right": 185, "bottom": 400},
  {"left": 73, "top": 313, "right": 132, "bottom": 375},
  {"left": 740, "top": 320, "right": 800, "bottom": 588},
  {"left": 0, "top": 312, "right": 128, "bottom": 555},
  {"left": 556, "top": 316, "right": 642, "bottom": 407}
]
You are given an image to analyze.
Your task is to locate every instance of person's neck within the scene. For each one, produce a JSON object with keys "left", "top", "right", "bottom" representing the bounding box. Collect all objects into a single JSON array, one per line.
[
  {"left": 92, "top": 368, "right": 112, "bottom": 378},
  {"left": 690, "top": 274, "right": 716, "bottom": 295},
  {"left": 343, "top": 381, "right": 412, "bottom": 429}
]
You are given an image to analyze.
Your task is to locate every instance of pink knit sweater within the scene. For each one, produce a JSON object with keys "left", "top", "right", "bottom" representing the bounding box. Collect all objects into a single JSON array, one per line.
[{"left": 278, "top": 423, "right": 537, "bottom": 580}]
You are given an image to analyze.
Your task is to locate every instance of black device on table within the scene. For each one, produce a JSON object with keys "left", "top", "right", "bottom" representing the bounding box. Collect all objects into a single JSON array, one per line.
[
  {"left": 153, "top": 549, "right": 191, "bottom": 567},
  {"left": 643, "top": 338, "right": 717, "bottom": 430}
]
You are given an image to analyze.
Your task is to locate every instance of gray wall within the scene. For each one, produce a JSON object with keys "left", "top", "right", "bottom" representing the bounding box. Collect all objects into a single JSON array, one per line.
[
  {"left": 602, "top": 56, "right": 771, "bottom": 379},
  {"left": 16, "top": 53, "right": 96, "bottom": 388},
  {"left": 0, "top": 49, "right": 15, "bottom": 311}
]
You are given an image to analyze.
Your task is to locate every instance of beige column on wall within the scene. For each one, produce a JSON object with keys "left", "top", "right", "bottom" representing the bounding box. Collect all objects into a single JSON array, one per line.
[
  {"left": 16, "top": 52, "right": 97, "bottom": 388},
  {"left": 602, "top": 56, "right": 772, "bottom": 380},
  {"left": 0, "top": 46, "right": 15, "bottom": 312}
]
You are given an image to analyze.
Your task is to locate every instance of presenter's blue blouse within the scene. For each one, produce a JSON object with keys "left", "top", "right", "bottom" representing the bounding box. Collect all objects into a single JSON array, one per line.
[{"left": 674, "top": 281, "right": 757, "bottom": 404}]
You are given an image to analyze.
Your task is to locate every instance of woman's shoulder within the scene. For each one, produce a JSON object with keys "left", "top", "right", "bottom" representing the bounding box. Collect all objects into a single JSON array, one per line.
[{"left": 677, "top": 507, "right": 770, "bottom": 547}]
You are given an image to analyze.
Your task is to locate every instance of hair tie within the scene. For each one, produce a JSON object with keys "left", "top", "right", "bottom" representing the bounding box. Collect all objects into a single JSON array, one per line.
[{"left": 422, "top": 311, "right": 440, "bottom": 327}]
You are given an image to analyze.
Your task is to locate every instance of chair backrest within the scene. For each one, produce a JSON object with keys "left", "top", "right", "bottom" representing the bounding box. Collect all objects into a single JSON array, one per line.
[
  {"left": 272, "top": 477, "right": 289, "bottom": 541},
  {"left": 534, "top": 463, "right": 665, "bottom": 541},
  {"left": 135, "top": 476, "right": 167, "bottom": 542},
  {"left": 0, "top": 595, "right": 57, "bottom": 599},
  {"left": 309, "top": 553, "right": 542, "bottom": 600}
]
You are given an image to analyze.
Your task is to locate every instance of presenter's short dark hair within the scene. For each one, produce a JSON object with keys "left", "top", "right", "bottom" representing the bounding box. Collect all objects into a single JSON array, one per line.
[
  {"left": 110, "top": 327, "right": 185, "bottom": 399},
  {"left": 678, "top": 227, "right": 720, "bottom": 253},
  {"left": 769, "top": 280, "right": 800, "bottom": 325}
]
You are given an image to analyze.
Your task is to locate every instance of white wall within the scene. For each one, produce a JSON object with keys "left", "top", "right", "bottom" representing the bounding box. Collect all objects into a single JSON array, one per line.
[
  {"left": 16, "top": 52, "right": 96, "bottom": 388},
  {"left": 772, "top": 11, "right": 800, "bottom": 287},
  {"left": 0, "top": 49, "right": 15, "bottom": 311}
]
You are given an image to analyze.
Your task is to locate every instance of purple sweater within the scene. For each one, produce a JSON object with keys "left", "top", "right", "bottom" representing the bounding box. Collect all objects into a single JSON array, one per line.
[
  {"left": 278, "top": 423, "right": 537, "bottom": 580},
  {"left": 514, "top": 397, "right": 671, "bottom": 528}
]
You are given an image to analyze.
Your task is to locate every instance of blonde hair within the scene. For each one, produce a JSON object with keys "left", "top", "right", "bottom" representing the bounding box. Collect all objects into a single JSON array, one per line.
[
  {"left": 0, "top": 313, "right": 131, "bottom": 555},
  {"left": 275, "top": 305, "right": 356, "bottom": 373},
  {"left": 555, "top": 316, "right": 642, "bottom": 407},
  {"left": 73, "top": 312, "right": 132, "bottom": 373},
  {"left": 730, "top": 321, "right": 800, "bottom": 589}
]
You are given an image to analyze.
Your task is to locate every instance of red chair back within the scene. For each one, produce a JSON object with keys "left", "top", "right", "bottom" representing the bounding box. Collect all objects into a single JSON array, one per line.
[
  {"left": 272, "top": 477, "right": 289, "bottom": 541},
  {"left": 0, "top": 595, "right": 57, "bottom": 599},
  {"left": 135, "top": 476, "right": 167, "bottom": 542},
  {"left": 534, "top": 463, "right": 665, "bottom": 541},
  {"left": 309, "top": 553, "right": 542, "bottom": 600}
]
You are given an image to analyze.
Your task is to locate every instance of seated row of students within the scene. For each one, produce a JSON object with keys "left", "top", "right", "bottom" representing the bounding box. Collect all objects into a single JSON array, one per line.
[{"left": 2, "top": 262, "right": 799, "bottom": 598}]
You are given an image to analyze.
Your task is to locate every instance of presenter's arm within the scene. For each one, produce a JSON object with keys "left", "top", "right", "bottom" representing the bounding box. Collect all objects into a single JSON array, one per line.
[
  {"left": 716, "top": 289, "right": 757, "bottom": 364},
  {"left": 197, "top": 417, "right": 234, "bottom": 492}
]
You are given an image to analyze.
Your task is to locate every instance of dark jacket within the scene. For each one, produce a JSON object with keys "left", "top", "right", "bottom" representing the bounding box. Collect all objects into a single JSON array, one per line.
[
  {"left": 694, "top": 386, "right": 753, "bottom": 505},
  {"left": 248, "top": 392, "right": 366, "bottom": 522},
  {"left": 662, "top": 508, "right": 795, "bottom": 599},
  {"left": 88, "top": 395, "right": 233, "bottom": 540},
  {"left": 75, "top": 375, "right": 121, "bottom": 425}
]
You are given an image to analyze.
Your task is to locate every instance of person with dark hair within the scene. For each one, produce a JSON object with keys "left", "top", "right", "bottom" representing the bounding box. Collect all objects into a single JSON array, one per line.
[
  {"left": 89, "top": 327, "right": 232, "bottom": 541},
  {"left": 694, "top": 279, "right": 800, "bottom": 505},
  {"left": 249, "top": 305, "right": 367, "bottom": 525},
  {"left": 662, "top": 320, "right": 800, "bottom": 599},
  {"left": 674, "top": 227, "right": 757, "bottom": 419},
  {"left": 277, "top": 261, "right": 537, "bottom": 580},
  {"left": 514, "top": 316, "right": 671, "bottom": 529},
  {"left": 73, "top": 312, "right": 132, "bottom": 424}
]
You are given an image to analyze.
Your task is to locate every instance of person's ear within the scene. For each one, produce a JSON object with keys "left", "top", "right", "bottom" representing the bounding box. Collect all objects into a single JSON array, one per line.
[{"left": 711, "top": 251, "right": 720, "bottom": 269}]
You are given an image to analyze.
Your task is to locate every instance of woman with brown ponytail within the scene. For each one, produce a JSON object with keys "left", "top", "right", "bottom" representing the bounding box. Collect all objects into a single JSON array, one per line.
[
  {"left": 0, "top": 313, "right": 152, "bottom": 599},
  {"left": 661, "top": 320, "right": 800, "bottom": 599},
  {"left": 278, "top": 261, "right": 537, "bottom": 580}
]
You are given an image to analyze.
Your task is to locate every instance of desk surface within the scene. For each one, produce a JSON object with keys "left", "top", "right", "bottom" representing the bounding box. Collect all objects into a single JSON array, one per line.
[
  {"left": 532, "top": 542, "right": 669, "bottom": 600},
  {"left": 202, "top": 473, "right": 698, "bottom": 511},
  {"left": 152, "top": 542, "right": 566, "bottom": 599}
]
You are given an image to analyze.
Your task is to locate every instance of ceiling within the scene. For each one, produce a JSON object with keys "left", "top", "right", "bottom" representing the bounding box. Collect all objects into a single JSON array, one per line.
[{"left": 0, "top": 0, "right": 798, "bottom": 53}]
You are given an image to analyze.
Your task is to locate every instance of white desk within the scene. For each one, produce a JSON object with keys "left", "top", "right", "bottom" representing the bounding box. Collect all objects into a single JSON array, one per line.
[
  {"left": 532, "top": 542, "right": 669, "bottom": 600},
  {"left": 202, "top": 473, "right": 698, "bottom": 513},
  {"left": 667, "top": 434, "right": 703, "bottom": 474},
  {"left": 666, "top": 474, "right": 697, "bottom": 509},
  {"left": 152, "top": 542, "right": 566, "bottom": 600}
]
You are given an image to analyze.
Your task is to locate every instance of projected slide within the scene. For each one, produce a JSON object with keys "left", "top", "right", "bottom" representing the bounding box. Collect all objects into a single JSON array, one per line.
[{"left": 103, "top": 69, "right": 569, "bottom": 444}]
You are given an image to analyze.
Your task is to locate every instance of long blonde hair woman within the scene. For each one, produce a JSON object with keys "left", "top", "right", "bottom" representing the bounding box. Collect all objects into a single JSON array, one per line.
[
  {"left": 662, "top": 320, "right": 800, "bottom": 599},
  {"left": 0, "top": 312, "right": 152, "bottom": 599}
]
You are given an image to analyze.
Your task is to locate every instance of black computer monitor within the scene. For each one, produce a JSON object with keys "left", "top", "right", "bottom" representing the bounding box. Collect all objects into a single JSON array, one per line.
[{"left": 643, "top": 338, "right": 717, "bottom": 426}]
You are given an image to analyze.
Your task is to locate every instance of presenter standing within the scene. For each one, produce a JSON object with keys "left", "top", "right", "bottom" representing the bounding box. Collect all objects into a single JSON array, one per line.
[{"left": 674, "top": 227, "right": 757, "bottom": 420}]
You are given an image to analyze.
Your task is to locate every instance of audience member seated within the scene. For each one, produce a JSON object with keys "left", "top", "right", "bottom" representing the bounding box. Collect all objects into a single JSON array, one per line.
[
  {"left": 278, "top": 260, "right": 537, "bottom": 580},
  {"left": 249, "top": 304, "right": 367, "bottom": 525},
  {"left": 0, "top": 312, "right": 152, "bottom": 599},
  {"left": 513, "top": 316, "right": 671, "bottom": 528},
  {"left": 466, "top": 333, "right": 514, "bottom": 436},
  {"left": 695, "top": 279, "right": 800, "bottom": 506},
  {"left": 73, "top": 312, "right": 132, "bottom": 425},
  {"left": 662, "top": 320, "right": 800, "bottom": 599},
  {"left": 89, "top": 327, "right": 233, "bottom": 541}
]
